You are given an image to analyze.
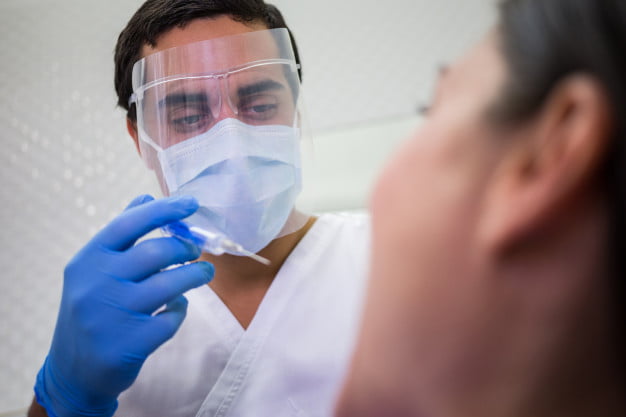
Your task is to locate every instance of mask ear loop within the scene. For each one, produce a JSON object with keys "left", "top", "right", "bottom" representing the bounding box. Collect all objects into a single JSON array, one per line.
[
  {"left": 275, "top": 63, "right": 311, "bottom": 239},
  {"left": 135, "top": 125, "right": 166, "bottom": 181},
  {"left": 137, "top": 127, "right": 163, "bottom": 154}
]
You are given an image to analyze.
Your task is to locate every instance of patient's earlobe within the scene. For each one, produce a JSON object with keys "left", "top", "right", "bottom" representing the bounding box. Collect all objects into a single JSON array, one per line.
[
  {"left": 478, "top": 75, "right": 613, "bottom": 253},
  {"left": 126, "top": 117, "right": 141, "bottom": 155}
]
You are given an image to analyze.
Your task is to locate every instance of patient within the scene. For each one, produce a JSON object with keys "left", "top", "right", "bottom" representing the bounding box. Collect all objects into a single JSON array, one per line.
[{"left": 336, "top": 0, "right": 626, "bottom": 416}]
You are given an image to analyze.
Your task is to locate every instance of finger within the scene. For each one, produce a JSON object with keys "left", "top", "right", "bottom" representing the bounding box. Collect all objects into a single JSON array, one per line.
[
  {"left": 109, "top": 237, "right": 202, "bottom": 281},
  {"left": 129, "top": 262, "right": 214, "bottom": 313},
  {"left": 134, "top": 295, "right": 189, "bottom": 357},
  {"left": 124, "top": 194, "right": 155, "bottom": 210},
  {"left": 90, "top": 196, "right": 199, "bottom": 252}
]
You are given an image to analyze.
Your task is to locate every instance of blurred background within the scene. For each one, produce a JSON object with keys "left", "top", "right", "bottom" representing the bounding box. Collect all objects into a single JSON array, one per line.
[{"left": 0, "top": 0, "right": 493, "bottom": 414}]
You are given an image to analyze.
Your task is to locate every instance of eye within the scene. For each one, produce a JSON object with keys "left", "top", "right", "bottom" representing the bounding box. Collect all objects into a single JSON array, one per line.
[
  {"left": 168, "top": 106, "right": 212, "bottom": 133},
  {"left": 239, "top": 95, "right": 279, "bottom": 121},
  {"left": 175, "top": 114, "right": 201, "bottom": 125}
]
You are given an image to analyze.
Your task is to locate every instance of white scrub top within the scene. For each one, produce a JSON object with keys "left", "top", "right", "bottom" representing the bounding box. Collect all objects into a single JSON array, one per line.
[{"left": 115, "top": 212, "right": 370, "bottom": 417}]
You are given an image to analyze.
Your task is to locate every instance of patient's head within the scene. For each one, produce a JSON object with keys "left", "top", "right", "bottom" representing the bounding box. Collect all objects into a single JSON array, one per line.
[
  {"left": 337, "top": 0, "right": 626, "bottom": 416},
  {"left": 494, "top": 0, "right": 626, "bottom": 281}
]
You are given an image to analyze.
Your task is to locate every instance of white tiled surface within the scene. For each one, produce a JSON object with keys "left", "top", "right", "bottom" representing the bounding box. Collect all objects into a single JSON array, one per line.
[{"left": 0, "top": 0, "right": 493, "bottom": 411}]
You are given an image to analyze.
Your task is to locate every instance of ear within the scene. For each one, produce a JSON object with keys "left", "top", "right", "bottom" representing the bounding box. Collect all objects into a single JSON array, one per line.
[
  {"left": 126, "top": 117, "right": 141, "bottom": 155},
  {"left": 479, "top": 75, "right": 613, "bottom": 252}
]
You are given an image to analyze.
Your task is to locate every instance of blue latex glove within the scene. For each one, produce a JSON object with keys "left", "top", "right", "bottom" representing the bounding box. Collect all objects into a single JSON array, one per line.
[{"left": 34, "top": 195, "right": 215, "bottom": 417}]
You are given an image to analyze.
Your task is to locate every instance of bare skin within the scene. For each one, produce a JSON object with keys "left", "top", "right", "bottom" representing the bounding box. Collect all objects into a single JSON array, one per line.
[
  {"left": 336, "top": 31, "right": 625, "bottom": 417},
  {"left": 202, "top": 215, "right": 317, "bottom": 328}
]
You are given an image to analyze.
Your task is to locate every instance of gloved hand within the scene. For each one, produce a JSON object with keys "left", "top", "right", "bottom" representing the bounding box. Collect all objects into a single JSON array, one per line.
[{"left": 34, "top": 195, "right": 215, "bottom": 417}]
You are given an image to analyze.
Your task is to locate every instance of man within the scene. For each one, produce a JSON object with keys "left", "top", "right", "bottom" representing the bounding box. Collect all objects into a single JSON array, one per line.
[
  {"left": 29, "top": 1, "right": 369, "bottom": 416},
  {"left": 335, "top": 0, "right": 626, "bottom": 415}
]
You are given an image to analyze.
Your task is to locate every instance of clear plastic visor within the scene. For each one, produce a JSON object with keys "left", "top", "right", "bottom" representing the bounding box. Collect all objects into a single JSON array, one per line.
[
  {"left": 127, "top": 29, "right": 312, "bottom": 255},
  {"left": 130, "top": 28, "right": 301, "bottom": 150}
]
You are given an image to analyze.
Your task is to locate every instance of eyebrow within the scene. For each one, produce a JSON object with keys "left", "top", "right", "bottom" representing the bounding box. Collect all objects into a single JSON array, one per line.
[
  {"left": 237, "top": 79, "right": 285, "bottom": 98},
  {"left": 159, "top": 92, "right": 209, "bottom": 109},
  {"left": 157, "top": 80, "right": 286, "bottom": 108}
]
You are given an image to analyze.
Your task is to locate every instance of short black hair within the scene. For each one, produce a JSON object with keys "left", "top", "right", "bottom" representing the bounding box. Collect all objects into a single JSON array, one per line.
[
  {"left": 495, "top": 0, "right": 626, "bottom": 367},
  {"left": 114, "top": 0, "right": 301, "bottom": 120}
]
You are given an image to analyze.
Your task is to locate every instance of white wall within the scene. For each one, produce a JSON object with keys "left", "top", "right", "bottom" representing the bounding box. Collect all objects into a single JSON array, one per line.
[{"left": 0, "top": 0, "right": 494, "bottom": 413}]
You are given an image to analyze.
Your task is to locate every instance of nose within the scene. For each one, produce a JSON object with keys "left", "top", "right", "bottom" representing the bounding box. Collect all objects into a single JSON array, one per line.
[
  {"left": 211, "top": 77, "right": 239, "bottom": 124},
  {"left": 213, "top": 100, "right": 238, "bottom": 123}
]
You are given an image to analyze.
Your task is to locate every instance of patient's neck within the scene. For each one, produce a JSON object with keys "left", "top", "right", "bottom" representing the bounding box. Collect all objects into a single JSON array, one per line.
[{"left": 494, "top": 197, "right": 625, "bottom": 417}]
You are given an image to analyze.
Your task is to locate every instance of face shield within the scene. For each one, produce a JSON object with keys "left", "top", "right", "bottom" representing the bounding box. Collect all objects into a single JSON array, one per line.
[{"left": 129, "top": 29, "right": 309, "bottom": 258}]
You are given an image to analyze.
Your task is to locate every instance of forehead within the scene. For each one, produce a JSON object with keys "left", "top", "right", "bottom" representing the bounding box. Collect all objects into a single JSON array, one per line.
[
  {"left": 445, "top": 31, "right": 504, "bottom": 105},
  {"left": 140, "top": 16, "right": 277, "bottom": 71},
  {"left": 425, "top": 29, "right": 506, "bottom": 134},
  {"left": 143, "top": 15, "right": 268, "bottom": 54}
]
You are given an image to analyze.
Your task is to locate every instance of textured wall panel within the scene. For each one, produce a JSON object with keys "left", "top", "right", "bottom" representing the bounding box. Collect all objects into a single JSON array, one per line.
[{"left": 0, "top": 0, "right": 493, "bottom": 412}]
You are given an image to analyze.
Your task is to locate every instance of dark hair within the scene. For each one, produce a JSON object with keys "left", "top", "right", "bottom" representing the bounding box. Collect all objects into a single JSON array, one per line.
[
  {"left": 495, "top": 0, "right": 626, "bottom": 364},
  {"left": 114, "top": 0, "right": 301, "bottom": 121}
]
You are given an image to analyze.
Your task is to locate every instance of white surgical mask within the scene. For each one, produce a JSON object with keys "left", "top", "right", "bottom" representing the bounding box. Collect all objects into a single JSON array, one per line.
[{"left": 153, "top": 118, "right": 302, "bottom": 254}]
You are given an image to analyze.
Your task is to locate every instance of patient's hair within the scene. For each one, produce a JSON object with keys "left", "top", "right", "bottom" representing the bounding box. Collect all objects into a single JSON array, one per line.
[
  {"left": 495, "top": 0, "right": 626, "bottom": 365},
  {"left": 114, "top": 0, "right": 301, "bottom": 121}
]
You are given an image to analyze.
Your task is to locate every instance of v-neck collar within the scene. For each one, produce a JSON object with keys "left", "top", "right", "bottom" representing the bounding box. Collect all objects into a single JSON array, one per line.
[{"left": 196, "top": 215, "right": 331, "bottom": 417}]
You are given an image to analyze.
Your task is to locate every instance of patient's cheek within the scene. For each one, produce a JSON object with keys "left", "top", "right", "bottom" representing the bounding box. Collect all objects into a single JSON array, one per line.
[{"left": 371, "top": 133, "right": 429, "bottom": 212}]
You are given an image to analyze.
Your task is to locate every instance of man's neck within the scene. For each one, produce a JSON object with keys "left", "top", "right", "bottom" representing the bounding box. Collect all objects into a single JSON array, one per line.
[{"left": 198, "top": 215, "right": 317, "bottom": 328}]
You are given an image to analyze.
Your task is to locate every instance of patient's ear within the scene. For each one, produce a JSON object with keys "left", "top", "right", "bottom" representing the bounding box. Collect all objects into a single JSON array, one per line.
[
  {"left": 479, "top": 75, "right": 613, "bottom": 252},
  {"left": 126, "top": 117, "right": 141, "bottom": 155}
]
